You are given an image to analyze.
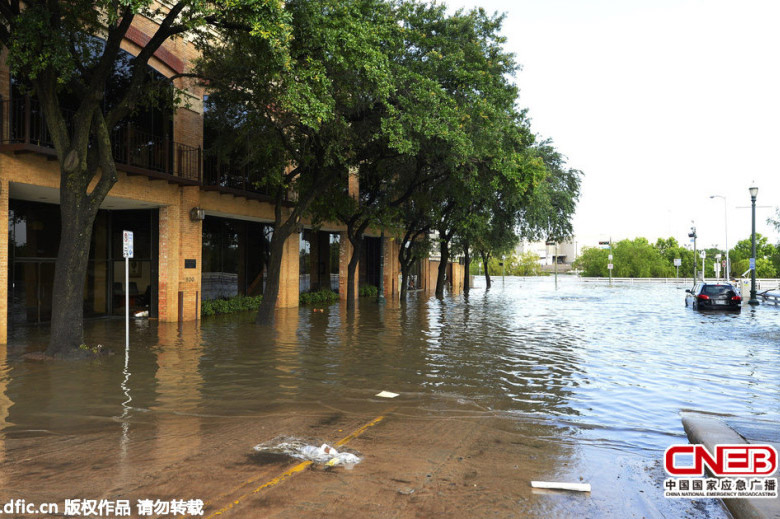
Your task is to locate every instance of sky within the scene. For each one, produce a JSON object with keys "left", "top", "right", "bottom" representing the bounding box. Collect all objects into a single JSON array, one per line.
[{"left": 444, "top": 0, "right": 780, "bottom": 251}]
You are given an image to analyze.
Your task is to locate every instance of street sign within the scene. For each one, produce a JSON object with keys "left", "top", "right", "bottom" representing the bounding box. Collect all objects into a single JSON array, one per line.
[
  {"left": 750, "top": 258, "right": 756, "bottom": 270},
  {"left": 722, "top": 260, "right": 726, "bottom": 268},
  {"left": 674, "top": 258, "right": 682, "bottom": 267},
  {"left": 608, "top": 254, "right": 613, "bottom": 261},
  {"left": 607, "top": 263, "right": 614, "bottom": 270},
  {"left": 700, "top": 251, "right": 706, "bottom": 259},
  {"left": 122, "top": 231, "right": 134, "bottom": 259}
]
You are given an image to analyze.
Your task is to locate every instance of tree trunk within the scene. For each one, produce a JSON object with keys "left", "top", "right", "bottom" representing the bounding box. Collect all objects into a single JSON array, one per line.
[
  {"left": 47, "top": 196, "right": 98, "bottom": 356},
  {"left": 400, "top": 263, "right": 410, "bottom": 300},
  {"left": 481, "top": 251, "right": 491, "bottom": 290},
  {"left": 346, "top": 232, "right": 362, "bottom": 311},
  {"left": 463, "top": 244, "right": 470, "bottom": 293},
  {"left": 46, "top": 105, "right": 115, "bottom": 356},
  {"left": 255, "top": 224, "right": 292, "bottom": 325},
  {"left": 435, "top": 239, "right": 449, "bottom": 298}
]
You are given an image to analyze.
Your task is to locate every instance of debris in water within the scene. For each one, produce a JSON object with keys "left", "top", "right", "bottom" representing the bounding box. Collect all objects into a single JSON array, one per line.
[
  {"left": 253, "top": 437, "right": 361, "bottom": 468},
  {"left": 531, "top": 481, "right": 591, "bottom": 492},
  {"left": 375, "top": 391, "right": 399, "bottom": 398}
]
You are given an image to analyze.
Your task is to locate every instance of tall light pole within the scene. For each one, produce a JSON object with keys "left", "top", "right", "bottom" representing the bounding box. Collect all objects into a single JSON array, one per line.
[
  {"left": 709, "top": 195, "right": 729, "bottom": 280},
  {"left": 749, "top": 185, "right": 759, "bottom": 305},
  {"left": 688, "top": 224, "right": 697, "bottom": 282}
]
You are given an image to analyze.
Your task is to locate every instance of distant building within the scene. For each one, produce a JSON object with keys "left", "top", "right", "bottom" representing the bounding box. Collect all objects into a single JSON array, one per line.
[{"left": 515, "top": 239, "right": 579, "bottom": 272}]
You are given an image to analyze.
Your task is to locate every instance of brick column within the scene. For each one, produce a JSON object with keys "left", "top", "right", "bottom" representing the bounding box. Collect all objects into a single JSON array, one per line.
[
  {"left": 178, "top": 186, "right": 202, "bottom": 321},
  {"left": 157, "top": 204, "right": 180, "bottom": 322},
  {"left": 0, "top": 178, "right": 8, "bottom": 344},
  {"left": 383, "top": 236, "right": 399, "bottom": 299}
]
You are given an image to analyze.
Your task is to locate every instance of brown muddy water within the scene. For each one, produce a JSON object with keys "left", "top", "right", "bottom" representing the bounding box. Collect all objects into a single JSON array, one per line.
[{"left": 2, "top": 276, "right": 778, "bottom": 518}]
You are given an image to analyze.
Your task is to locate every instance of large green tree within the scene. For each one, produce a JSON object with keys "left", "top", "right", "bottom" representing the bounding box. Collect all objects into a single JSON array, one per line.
[
  {"left": 575, "top": 238, "right": 672, "bottom": 278},
  {"left": 0, "top": 0, "right": 288, "bottom": 355},
  {"left": 200, "top": 0, "right": 398, "bottom": 322},
  {"left": 728, "top": 234, "right": 777, "bottom": 277}
]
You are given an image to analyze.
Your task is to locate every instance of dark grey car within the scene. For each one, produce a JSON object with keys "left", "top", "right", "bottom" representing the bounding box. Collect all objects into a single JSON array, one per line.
[{"left": 685, "top": 283, "right": 742, "bottom": 311}]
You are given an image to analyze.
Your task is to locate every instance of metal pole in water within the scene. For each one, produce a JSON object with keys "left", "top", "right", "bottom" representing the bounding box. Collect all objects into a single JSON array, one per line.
[
  {"left": 749, "top": 185, "right": 759, "bottom": 305},
  {"left": 122, "top": 230, "right": 133, "bottom": 348},
  {"left": 125, "top": 256, "right": 129, "bottom": 349}
]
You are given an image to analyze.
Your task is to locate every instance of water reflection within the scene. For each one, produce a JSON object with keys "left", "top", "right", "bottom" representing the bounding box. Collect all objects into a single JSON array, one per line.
[{"left": 1, "top": 277, "right": 778, "bottom": 473}]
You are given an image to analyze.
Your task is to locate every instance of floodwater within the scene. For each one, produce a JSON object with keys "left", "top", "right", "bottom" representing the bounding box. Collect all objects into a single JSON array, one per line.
[{"left": 2, "top": 276, "right": 779, "bottom": 517}]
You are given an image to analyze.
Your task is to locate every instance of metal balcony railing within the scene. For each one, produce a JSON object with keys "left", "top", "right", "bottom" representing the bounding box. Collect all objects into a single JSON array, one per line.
[
  {"left": 202, "top": 154, "right": 274, "bottom": 199},
  {"left": 0, "top": 96, "right": 201, "bottom": 183}
]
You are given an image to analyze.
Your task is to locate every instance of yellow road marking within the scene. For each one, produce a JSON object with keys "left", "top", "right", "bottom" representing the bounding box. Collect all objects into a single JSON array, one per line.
[{"left": 202, "top": 409, "right": 394, "bottom": 518}]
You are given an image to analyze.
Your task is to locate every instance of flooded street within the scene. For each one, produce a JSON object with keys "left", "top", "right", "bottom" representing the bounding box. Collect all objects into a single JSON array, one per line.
[{"left": 3, "top": 277, "right": 779, "bottom": 517}]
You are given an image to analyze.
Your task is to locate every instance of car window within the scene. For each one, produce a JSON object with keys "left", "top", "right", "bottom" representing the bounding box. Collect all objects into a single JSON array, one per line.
[{"left": 701, "top": 285, "right": 734, "bottom": 297}]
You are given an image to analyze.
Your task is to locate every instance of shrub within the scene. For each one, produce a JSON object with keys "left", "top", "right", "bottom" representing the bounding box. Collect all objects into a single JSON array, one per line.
[
  {"left": 201, "top": 294, "right": 263, "bottom": 317},
  {"left": 299, "top": 289, "right": 340, "bottom": 306},
  {"left": 359, "top": 285, "right": 378, "bottom": 297}
]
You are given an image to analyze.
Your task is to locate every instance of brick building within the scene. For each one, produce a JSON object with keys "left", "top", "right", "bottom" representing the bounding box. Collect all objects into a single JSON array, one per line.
[{"left": 0, "top": 9, "right": 463, "bottom": 344}]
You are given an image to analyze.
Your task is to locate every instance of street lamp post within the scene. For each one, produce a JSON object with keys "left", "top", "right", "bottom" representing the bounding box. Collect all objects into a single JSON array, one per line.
[
  {"left": 710, "top": 195, "right": 730, "bottom": 280},
  {"left": 688, "top": 224, "right": 697, "bottom": 282},
  {"left": 749, "top": 186, "right": 759, "bottom": 305}
]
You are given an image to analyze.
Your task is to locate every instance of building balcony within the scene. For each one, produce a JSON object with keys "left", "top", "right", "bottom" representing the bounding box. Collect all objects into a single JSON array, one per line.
[
  {"left": 0, "top": 96, "right": 200, "bottom": 185},
  {"left": 0, "top": 96, "right": 290, "bottom": 203}
]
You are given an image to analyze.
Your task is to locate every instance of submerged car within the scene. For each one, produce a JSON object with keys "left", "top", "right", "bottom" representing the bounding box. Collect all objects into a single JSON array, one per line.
[{"left": 685, "top": 283, "right": 742, "bottom": 311}]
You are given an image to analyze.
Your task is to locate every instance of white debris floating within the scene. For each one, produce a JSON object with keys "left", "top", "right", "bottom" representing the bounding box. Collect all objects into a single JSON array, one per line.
[
  {"left": 531, "top": 481, "right": 591, "bottom": 492},
  {"left": 375, "top": 391, "right": 399, "bottom": 398},
  {"left": 254, "top": 437, "right": 361, "bottom": 467}
]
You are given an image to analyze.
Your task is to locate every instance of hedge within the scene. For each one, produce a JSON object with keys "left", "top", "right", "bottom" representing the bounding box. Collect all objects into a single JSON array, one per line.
[
  {"left": 299, "top": 289, "right": 340, "bottom": 305},
  {"left": 201, "top": 294, "right": 263, "bottom": 317},
  {"left": 359, "top": 285, "right": 378, "bottom": 297}
]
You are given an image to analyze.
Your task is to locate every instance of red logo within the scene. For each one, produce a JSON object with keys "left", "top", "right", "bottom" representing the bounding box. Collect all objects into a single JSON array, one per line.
[{"left": 665, "top": 444, "right": 777, "bottom": 477}]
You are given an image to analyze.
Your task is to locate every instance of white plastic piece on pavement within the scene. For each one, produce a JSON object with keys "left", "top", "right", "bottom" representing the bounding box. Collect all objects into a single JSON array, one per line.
[
  {"left": 375, "top": 391, "right": 399, "bottom": 398},
  {"left": 531, "top": 481, "right": 591, "bottom": 492},
  {"left": 253, "top": 437, "right": 362, "bottom": 468}
]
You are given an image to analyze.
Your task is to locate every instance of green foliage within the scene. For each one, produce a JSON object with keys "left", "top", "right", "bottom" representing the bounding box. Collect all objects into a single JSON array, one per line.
[
  {"left": 519, "top": 140, "right": 582, "bottom": 242},
  {"left": 299, "top": 289, "right": 340, "bottom": 306},
  {"left": 575, "top": 238, "right": 674, "bottom": 278},
  {"left": 201, "top": 295, "right": 263, "bottom": 317},
  {"left": 733, "top": 257, "right": 777, "bottom": 278},
  {"left": 477, "top": 251, "right": 543, "bottom": 276},
  {"left": 359, "top": 285, "right": 378, "bottom": 297},
  {"left": 573, "top": 247, "right": 610, "bottom": 277},
  {"left": 728, "top": 234, "right": 778, "bottom": 277}
]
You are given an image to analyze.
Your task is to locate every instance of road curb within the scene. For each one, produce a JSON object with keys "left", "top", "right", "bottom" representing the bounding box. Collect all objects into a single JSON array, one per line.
[{"left": 681, "top": 412, "right": 780, "bottom": 519}]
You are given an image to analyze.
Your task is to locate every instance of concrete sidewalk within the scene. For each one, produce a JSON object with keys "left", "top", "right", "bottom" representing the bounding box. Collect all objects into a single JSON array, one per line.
[{"left": 681, "top": 411, "right": 780, "bottom": 519}]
